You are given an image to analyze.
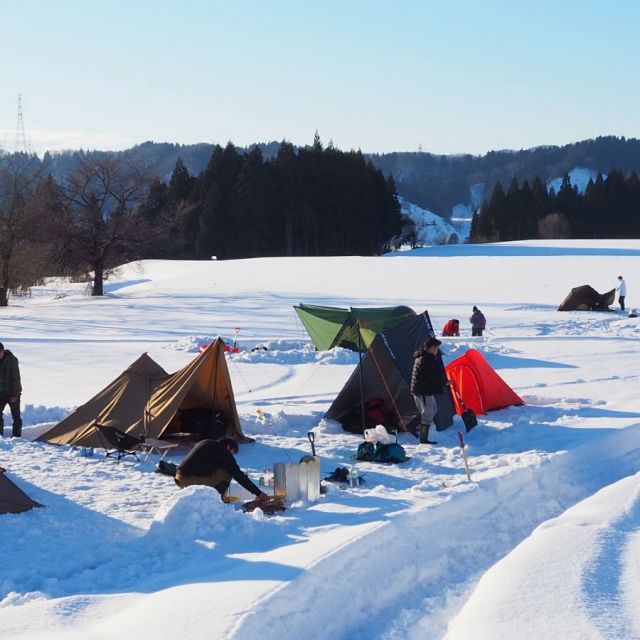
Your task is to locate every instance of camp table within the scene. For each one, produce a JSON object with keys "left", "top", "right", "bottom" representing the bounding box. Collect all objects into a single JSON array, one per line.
[{"left": 140, "top": 438, "right": 179, "bottom": 461}]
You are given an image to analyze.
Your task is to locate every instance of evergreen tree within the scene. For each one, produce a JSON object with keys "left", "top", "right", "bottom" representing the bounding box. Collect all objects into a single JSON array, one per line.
[{"left": 168, "top": 158, "right": 195, "bottom": 202}]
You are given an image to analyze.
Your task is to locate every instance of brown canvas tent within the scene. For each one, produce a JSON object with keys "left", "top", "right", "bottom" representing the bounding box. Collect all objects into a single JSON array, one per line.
[
  {"left": 558, "top": 285, "right": 615, "bottom": 311},
  {"left": 37, "top": 353, "right": 168, "bottom": 447},
  {"left": 38, "top": 340, "right": 249, "bottom": 448},
  {"left": 144, "top": 338, "right": 249, "bottom": 442},
  {"left": 0, "top": 468, "right": 42, "bottom": 514}
]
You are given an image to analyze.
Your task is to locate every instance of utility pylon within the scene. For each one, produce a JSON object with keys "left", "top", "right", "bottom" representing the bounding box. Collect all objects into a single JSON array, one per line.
[{"left": 15, "top": 94, "right": 28, "bottom": 153}]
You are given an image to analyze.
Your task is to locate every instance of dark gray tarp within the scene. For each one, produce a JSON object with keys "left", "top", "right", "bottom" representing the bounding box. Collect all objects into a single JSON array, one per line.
[
  {"left": 0, "top": 470, "right": 42, "bottom": 515},
  {"left": 325, "top": 311, "right": 455, "bottom": 433},
  {"left": 558, "top": 285, "right": 615, "bottom": 311}
]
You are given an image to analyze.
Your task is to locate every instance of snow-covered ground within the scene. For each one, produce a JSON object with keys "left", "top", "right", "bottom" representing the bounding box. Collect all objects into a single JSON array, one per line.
[{"left": 1, "top": 239, "right": 639, "bottom": 640}]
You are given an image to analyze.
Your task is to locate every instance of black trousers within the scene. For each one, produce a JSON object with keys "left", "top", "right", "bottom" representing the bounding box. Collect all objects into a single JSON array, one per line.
[
  {"left": 472, "top": 327, "right": 484, "bottom": 336},
  {"left": 0, "top": 394, "right": 22, "bottom": 437},
  {"left": 619, "top": 296, "right": 625, "bottom": 311}
]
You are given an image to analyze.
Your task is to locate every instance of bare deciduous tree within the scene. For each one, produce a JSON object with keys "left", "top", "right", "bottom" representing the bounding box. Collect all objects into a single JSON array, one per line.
[
  {"left": 538, "top": 212, "right": 571, "bottom": 239},
  {"left": 56, "top": 155, "right": 154, "bottom": 296},
  {"left": 0, "top": 153, "right": 46, "bottom": 306}
]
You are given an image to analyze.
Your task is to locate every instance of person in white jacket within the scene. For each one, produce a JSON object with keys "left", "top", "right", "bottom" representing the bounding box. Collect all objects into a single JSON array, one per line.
[{"left": 616, "top": 276, "right": 627, "bottom": 311}]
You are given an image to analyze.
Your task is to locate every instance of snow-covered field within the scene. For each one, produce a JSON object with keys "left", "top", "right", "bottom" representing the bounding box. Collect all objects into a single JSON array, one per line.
[{"left": 1, "top": 240, "right": 639, "bottom": 640}]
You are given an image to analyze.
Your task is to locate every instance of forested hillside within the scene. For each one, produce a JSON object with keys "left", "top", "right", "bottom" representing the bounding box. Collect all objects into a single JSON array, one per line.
[
  {"left": 0, "top": 136, "right": 401, "bottom": 304},
  {"left": 36, "top": 136, "right": 640, "bottom": 219}
]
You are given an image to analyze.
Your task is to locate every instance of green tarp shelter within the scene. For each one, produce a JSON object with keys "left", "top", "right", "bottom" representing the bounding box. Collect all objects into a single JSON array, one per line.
[{"left": 294, "top": 304, "right": 416, "bottom": 352}]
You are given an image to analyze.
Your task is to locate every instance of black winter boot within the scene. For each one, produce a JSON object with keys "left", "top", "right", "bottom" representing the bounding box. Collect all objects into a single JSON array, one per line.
[
  {"left": 12, "top": 420, "right": 22, "bottom": 438},
  {"left": 419, "top": 423, "right": 437, "bottom": 445}
]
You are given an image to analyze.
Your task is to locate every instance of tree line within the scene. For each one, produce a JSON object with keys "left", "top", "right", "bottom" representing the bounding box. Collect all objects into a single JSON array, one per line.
[
  {"left": 470, "top": 169, "right": 640, "bottom": 242},
  {"left": 373, "top": 135, "right": 640, "bottom": 216},
  {"left": 0, "top": 135, "right": 402, "bottom": 305}
]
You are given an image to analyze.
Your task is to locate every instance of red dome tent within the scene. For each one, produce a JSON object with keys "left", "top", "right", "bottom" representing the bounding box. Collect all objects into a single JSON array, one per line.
[{"left": 445, "top": 349, "right": 524, "bottom": 415}]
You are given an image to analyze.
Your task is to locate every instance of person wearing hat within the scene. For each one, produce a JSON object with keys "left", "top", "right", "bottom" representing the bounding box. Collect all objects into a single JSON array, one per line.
[
  {"left": 410, "top": 337, "right": 448, "bottom": 444},
  {"left": 469, "top": 306, "right": 486, "bottom": 337},
  {"left": 0, "top": 342, "right": 22, "bottom": 437}
]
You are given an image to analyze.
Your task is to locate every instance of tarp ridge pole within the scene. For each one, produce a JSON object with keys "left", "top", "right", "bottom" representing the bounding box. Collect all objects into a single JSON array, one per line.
[{"left": 357, "top": 320, "right": 365, "bottom": 433}]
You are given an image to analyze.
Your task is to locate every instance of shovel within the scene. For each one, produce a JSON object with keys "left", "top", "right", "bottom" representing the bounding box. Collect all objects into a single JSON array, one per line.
[{"left": 308, "top": 431, "right": 316, "bottom": 457}]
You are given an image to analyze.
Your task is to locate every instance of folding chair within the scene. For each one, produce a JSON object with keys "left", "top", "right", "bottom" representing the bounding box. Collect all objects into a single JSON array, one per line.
[{"left": 95, "top": 423, "right": 145, "bottom": 462}]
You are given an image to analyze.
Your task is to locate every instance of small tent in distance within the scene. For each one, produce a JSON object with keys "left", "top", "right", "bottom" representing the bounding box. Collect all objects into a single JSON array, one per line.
[
  {"left": 325, "top": 311, "right": 455, "bottom": 433},
  {"left": 37, "top": 339, "right": 250, "bottom": 448},
  {"left": 0, "top": 468, "right": 42, "bottom": 515},
  {"left": 446, "top": 349, "right": 524, "bottom": 415},
  {"left": 558, "top": 285, "right": 615, "bottom": 311},
  {"left": 294, "top": 304, "right": 416, "bottom": 352}
]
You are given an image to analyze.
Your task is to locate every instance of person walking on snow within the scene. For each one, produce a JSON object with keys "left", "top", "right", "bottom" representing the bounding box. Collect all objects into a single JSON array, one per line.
[
  {"left": 469, "top": 306, "right": 486, "bottom": 337},
  {"left": 616, "top": 276, "right": 627, "bottom": 311},
  {"left": 0, "top": 342, "right": 22, "bottom": 438},
  {"left": 411, "top": 337, "right": 449, "bottom": 445}
]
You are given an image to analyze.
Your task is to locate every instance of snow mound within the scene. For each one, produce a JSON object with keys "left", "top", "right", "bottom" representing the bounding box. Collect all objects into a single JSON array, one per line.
[{"left": 149, "top": 485, "right": 256, "bottom": 542}]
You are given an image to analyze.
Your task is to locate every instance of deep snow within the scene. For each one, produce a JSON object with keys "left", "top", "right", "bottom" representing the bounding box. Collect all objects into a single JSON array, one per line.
[{"left": 0, "top": 239, "right": 639, "bottom": 640}]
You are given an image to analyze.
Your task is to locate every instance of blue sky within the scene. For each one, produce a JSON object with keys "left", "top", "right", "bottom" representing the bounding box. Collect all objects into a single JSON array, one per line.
[{"left": 1, "top": 0, "right": 639, "bottom": 156}]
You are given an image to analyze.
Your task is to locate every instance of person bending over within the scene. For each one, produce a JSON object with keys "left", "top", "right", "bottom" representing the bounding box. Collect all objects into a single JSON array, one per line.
[{"left": 175, "top": 437, "right": 268, "bottom": 502}]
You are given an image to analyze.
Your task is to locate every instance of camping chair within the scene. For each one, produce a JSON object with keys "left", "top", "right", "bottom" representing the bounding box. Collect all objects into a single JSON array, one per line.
[{"left": 94, "top": 423, "right": 145, "bottom": 462}]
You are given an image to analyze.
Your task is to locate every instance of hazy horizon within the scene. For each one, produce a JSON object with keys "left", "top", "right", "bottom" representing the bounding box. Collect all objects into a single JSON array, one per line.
[{"left": 2, "top": 1, "right": 640, "bottom": 156}]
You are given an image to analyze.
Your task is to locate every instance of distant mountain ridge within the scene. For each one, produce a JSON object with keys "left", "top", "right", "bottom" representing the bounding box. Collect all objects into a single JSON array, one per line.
[{"left": 34, "top": 135, "right": 640, "bottom": 220}]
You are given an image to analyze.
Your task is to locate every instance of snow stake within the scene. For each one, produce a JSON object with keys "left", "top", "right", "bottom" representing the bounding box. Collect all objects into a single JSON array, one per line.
[{"left": 458, "top": 431, "right": 472, "bottom": 482}]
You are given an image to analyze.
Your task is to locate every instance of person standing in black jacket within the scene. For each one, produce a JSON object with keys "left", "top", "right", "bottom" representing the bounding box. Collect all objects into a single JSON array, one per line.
[
  {"left": 175, "top": 437, "right": 268, "bottom": 503},
  {"left": 0, "top": 343, "right": 22, "bottom": 438},
  {"left": 410, "top": 337, "right": 448, "bottom": 445}
]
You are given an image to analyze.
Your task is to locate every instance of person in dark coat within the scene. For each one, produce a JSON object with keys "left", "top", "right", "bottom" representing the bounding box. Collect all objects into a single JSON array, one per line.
[
  {"left": 469, "top": 306, "right": 486, "bottom": 337},
  {"left": 175, "top": 437, "right": 268, "bottom": 503},
  {"left": 0, "top": 343, "right": 22, "bottom": 438},
  {"left": 410, "top": 337, "right": 448, "bottom": 444}
]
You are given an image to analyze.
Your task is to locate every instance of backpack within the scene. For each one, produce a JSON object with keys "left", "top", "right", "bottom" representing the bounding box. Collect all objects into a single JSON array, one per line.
[
  {"left": 355, "top": 441, "right": 376, "bottom": 461},
  {"left": 373, "top": 442, "right": 408, "bottom": 463}
]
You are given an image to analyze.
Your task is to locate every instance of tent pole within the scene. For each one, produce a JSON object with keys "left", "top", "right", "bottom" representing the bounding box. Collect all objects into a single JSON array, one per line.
[{"left": 357, "top": 321, "right": 365, "bottom": 432}]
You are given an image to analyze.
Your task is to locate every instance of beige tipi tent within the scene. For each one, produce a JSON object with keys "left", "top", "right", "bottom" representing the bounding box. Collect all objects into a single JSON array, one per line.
[
  {"left": 0, "top": 468, "right": 42, "bottom": 514},
  {"left": 145, "top": 338, "right": 249, "bottom": 442},
  {"left": 38, "top": 339, "right": 249, "bottom": 448},
  {"left": 37, "top": 352, "right": 168, "bottom": 448}
]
